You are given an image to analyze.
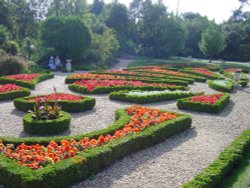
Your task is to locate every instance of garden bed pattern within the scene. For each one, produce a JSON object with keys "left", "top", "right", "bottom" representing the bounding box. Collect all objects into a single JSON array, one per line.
[
  {"left": 208, "top": 80, "right": 234, "bottom": 93},
  {"left": 0, "top": 105, "right": 191, "bottom": 187},
  {"left": 0, "top": 84, "right": 30, "bottom": 101},
  {"left": 177, "top": 93, "right": 230, "bottom": 113},
  {"left": 0, "top": 73, "right": 54, "bottom": 89},
  {"left": 14, "top": 93, "right": 96, "bottom": 113},
  {"left": 109, "top": 89, "right": 203, "bottom": 104}
]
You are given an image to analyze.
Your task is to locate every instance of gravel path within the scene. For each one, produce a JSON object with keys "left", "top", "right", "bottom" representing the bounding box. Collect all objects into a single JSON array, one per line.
[{"left": 0, "top": 59, "right": 250, "bottom": 188}]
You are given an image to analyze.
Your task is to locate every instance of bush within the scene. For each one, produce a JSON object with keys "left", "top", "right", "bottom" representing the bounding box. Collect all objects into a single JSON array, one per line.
[
  {"left": 41, "top": 16, "right": 91, "bottom": 63},
  {"left": 0, "top": 109, "right": 191, "bottom": 187},
  {"left": 0, "top": 88, "right": 30, "bottom": 101},
  {"left": 23, "top": 111, "right": 71, "bottom": 135},
  {"left": 14, "top": 95, "right": 96, "bottom": 113},
  {"left": 177, "top": 93, "right": 230, "bottom": 113},
  {"left": 84, "top": 49, "right": 101, "bottom": 63},
  {"left": 110, "top": 90, "right": 204, "bottom": 104},
  {"left": 4, "top": 40, "right": 20, "bottom": 55},
  {"left": 182, "top": 129, "right": 250, "bottom": 188},
  {"left": 208, "top": 80, "right": 234, "bottom": 93},
  {"left": 0, "top": 73, "right": 54, "bottom": 89},
  {"left": 0, "top": 56, "right": 25, "bottom": 76}
]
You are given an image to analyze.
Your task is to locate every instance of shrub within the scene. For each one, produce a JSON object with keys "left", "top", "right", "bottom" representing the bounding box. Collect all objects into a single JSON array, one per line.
[
  {"left": 0, "top": 87, "right": 30, "bottom": 101},
  {"left": 41, "top": 16, "right": 91, "bottom": 63},
  {"left": 0, "top": 56, "right": 25, "bottom": 76},
  {"left": 23, "top": 111, "right": 71, "bottom": 135},
  {"left": 208, "top": 80, "right": 234, "bottom": 93},
  {"left": 4, "top": 40, "right": 20, "bottom": 55}
]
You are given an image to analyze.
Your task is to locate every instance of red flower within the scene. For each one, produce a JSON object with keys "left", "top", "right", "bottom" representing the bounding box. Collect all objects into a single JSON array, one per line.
[
  {"left": 190, "top": 93, "right": 223, "bottom": 105},
  {"left": 4, "top": 74, "right": 40, "bottom": 82},
  {"left": 0, "top": 84, "right": 22, "bottom": 93},
  {"left": 29, "top": 93, "right": 83, "bottom": 101}
]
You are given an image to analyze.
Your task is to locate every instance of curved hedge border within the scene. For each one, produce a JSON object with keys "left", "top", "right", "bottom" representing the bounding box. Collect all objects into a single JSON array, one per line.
[
  {"left": 23, "top": 111, "right": 71, "bottom": 135},
  {"left": 0, "top": 88, "right": 30, "bottom": 101},
  {"left": 180, "top": 69, "right": 224, "bottom": 80},
  {"left": 68, "top": 84, "right": 187, "bottom": 94},
  {"left": 14, "top": 94, "right": 96, "bottom": 113},
  {"left": 0, "top": 73, "right": 54, "bottom": 89},
  {"left": 109, "top": 90, "right": 204, "bottom": 104},
  {"left": 182, "top": 128, "right": 250, "bottom": 188},
  {"left": 208, "top": 80, "right": 234, "bottom": 93},
  {"left": 177, "top": 93, "right": 230, "bottom": 113},
  {"left": 239, "top": 73, "right": 249, "bottom": 87},
  {"left": 0, "top": 109, "right": 192, "bottom": 188}
]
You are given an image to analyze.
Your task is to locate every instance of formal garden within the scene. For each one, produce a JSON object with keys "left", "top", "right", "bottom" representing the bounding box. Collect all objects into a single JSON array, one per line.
[{"left": 1, "top": 0, "right": 250, "bottom": 187}]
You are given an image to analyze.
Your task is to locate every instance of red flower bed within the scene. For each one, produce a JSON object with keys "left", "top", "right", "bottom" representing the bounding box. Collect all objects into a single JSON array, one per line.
[
  {"left": 0, "top": 105, "right": 177, "bottom": 169},
  {"left": 190, "top": 93, "right": 223, "bottom": 105},
  {"left": 0, "top": 84, "right": 22, "bottom": 93},
  {"left": 4, "top": 74, "right": 40, "bottom": 82},
  {"left": 225, "top": 68, "right": 242, "bottom": 73},
  {"left": 187, "top": 68, "right": 216, "bottom": 76},
  {"left": 28, "top": 93, "right": 83, "bottom": 101},
  {"left": 69, "top": 73, "right": 126, "bottom": 80},
  {"left": 73, "top": 79, "right": 176, "bottom": 91},
  {"left": 142, "top": 68, "right": 190, "bottom": 77}
]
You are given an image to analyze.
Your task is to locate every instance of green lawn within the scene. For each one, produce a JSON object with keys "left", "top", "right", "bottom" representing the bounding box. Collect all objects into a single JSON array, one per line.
[{"left": 221, "top": 152, "right": 250, "bottom": 188}]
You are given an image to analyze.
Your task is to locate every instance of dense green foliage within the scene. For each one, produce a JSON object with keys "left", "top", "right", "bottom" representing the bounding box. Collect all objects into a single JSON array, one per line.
[
  {"left": 41, "top": 16, "right": 91, "bottom": 63},
  {"left": 0, "top": 88, "right": 30, "bottom": 101},
  {"left": 0, "top": 56, "right": 25, "bottom": 76}
]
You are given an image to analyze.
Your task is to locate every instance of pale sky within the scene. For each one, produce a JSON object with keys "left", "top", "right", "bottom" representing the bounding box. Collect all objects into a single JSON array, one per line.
[{"left": 88, "top": 0, "right": 250, "bottom": 23}]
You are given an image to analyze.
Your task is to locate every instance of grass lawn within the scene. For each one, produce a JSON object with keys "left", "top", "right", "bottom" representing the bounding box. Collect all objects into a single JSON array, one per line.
[{"left": 221, "top": 152, "right": 250, "bottom": 188}]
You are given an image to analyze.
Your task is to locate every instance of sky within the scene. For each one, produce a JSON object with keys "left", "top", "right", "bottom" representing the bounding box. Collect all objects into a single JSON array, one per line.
[{"left": 88, "top": 0, "right": 250, "bottom": 23}]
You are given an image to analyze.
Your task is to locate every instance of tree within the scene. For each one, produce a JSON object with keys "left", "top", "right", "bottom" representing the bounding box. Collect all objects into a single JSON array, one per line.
[
  {"left": 41, "top": 16, "right": 91, "bottom": 62},
  {"left": 199, "top": 23, "right": 226, "bottom": 61},
  {"left": 91, "top": 0, "right": 104, "bottom": 15},
  {"left": 0, "top": 25, "right": 8, "bottom": 46}
]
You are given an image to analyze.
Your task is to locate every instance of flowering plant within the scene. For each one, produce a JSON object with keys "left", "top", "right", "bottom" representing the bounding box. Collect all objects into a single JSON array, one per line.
[
  {"left": 0, "top": 84, "right": 22, "bottom": 93},
  {"left": 187, "top": 68, "right": 216, "bottom": 76},
  {"left": 29, "top": 93, "right": 83, "bottom": 102},
  {"left": 4, "top": 74, "right": 40, "bottom": 82},
  {"left": 0, "top": 105, "right": 177, "bottom": 169},
  {"left": 190, "top": 93, "right": 223, "bottom": 105},
  {"left": 73, "top": 79, "right": 176, "bottom": 91}
]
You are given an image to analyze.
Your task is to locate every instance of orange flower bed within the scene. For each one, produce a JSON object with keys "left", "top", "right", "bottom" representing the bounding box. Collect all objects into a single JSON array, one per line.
[{"left": 0, "top": 105, "right": 177, "bottom": 170}]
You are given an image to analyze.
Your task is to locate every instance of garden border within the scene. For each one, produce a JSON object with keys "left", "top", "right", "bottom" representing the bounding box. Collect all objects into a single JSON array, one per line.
[{"left": 0, "top": 88, "right": 30, "bottom": 101}]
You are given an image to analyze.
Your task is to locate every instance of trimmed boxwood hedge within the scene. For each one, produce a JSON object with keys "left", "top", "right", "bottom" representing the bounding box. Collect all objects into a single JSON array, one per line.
[
  {"left": 0, "top": 109, "right": 192, "bottom": 188},
  {"left": 239, "top": 73, "right": 249, "bottom": 87},
  {"left": 208, "top": 80, "right": 234, "bottom": 93},
  {"left": 109, "top": 90, "right": 204, "bottom": 104},
  {"left": 14, "top": 94, "right": 96, "bottom": 113},
  {"left": 0, "top": 73, "right": 54, "bottom": 89},
  {"left": 180, "top": 69, "right": 224, "bottom": 80},
  {"left": 68, "top": 84, "right": 187, "bottom": 94},
  {"left": 182, "top": 128, "right": 250, "bottom": 188},
  {"left": 177, "top": 93, "right": 230, "bottom": 113},
  {"left": 0, "top": 88, "right": 30, "bottom": 101},
  {"left": 23, "top": 111, "right": 71, "bottom": 135}
]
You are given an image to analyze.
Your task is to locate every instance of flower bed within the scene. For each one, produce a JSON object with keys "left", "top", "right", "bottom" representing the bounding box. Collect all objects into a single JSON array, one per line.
[
  {"left": 180, "top": 68, "right": 224, "bottom": 80},
  {"left": 177, "top": 93, "right": 230, "bottom": 113},
  {"left": 0, "top": 105, "right": 191, "bottom": 187},
  {"left": 14, "top": 93, "right": 96, "bottom": 113},
  {"left": 208, "top": 80, "right": 234, "bottom": 93},
  {"left": 65, "top": 73, "right": 190, "bottom": 86},
  {"left": 0, "top": 73, "right": 54, "bottom": 89},
  {"left": 182, "top": 128, "right": 250, "bottom": 188},
  {"left": 69, "top": 79, "right": 187, "bottom": 94},
  {"left": 0, "top": 84, "right": 30, "bottom": 101},
  {"left": 110, "top": 90, "right": 203, "bottom": 104},
  {"left": 131, "top": 69, "right": 207, "bottom": 82},
  {"left": 23, "top": 111, "right": 71, "bottom": 135}
]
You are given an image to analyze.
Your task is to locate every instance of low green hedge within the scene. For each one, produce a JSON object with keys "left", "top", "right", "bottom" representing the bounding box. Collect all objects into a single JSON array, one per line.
[
  {"left": 223, "top": 71, "right": 234, "bottom": 80},
  {"left": 109, "top": 90, "right": 204, "bottom": 104},
  {"left": 68, "top": 84, "right": 187, "bottom": 94},
  {"left": 0, "top": 109, "right": 192, "bottom": 188},
  {"left": 14, "top": 94, "right": 96, "bottom": 113},
  {"left": 23, "top": 111, "right": 71, "bottom": 135},
  {"left": 239, "top": 73, "right": 249, "bottom": 87},
  {"left": 0, "top": 73, "right": 54, "bottom": 89},
  {"left": 0, "top": 88, "right": 30, "bottom": 101},
  {"left": 208, "top": 80, "right": 234, "bottom": 93},
  {"left": 177, "top": 93, "right": 230, "bottom": 113},
  {"left": 182, "top": 128, "right": 250, "bottom": 188},
  {"left": 180, "top": 69, "right": 224, "bottom": 80}
]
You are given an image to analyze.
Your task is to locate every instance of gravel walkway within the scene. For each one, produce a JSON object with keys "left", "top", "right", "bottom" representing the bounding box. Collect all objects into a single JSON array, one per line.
[{"left": 0, "top": 59, "right": 250, "bottom": 188}]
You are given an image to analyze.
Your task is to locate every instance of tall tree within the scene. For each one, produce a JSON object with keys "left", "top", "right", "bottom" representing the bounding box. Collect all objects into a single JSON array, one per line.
[
  {"left": 199, "top": 23, "right": 226, "bottom": 62},
  {"left": 91, "top": 0, "right": 104, "bottom": 15}
]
